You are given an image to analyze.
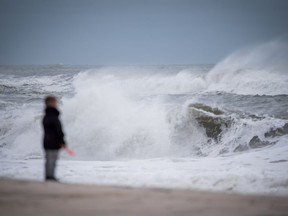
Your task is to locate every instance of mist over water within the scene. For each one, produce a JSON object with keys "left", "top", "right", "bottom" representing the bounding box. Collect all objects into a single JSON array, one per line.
[{"left": 206, "top": 41, "right": 288, "bottom": 95}]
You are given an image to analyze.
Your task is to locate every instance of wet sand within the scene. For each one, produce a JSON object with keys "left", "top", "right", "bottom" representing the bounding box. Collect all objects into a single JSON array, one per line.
[{"left": 0, "top": 179, "right": 287, "bottom": 216}]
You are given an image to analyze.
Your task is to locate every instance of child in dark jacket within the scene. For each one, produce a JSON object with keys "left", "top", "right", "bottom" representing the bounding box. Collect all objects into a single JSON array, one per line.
[{"left": 42, "top": 96, "right": 66, "bottom": 181}]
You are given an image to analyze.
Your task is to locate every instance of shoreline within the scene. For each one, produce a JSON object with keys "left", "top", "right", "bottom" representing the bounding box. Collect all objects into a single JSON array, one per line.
[
  {"left": 1, "top": 158, "right": 287, "bottom": 196},
  {"left": 0, "top": 178, "right": 287, "bottom": 216}
]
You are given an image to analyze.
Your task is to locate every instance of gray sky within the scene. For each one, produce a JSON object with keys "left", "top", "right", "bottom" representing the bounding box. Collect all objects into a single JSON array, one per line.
[{"left": 0, "top": 0, "right": 288, "bottom": 65}]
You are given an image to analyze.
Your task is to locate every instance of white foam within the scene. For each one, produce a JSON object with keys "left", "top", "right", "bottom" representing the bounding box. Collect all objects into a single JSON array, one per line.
[{"left": 1, "top": 141, "right": 287, "bottom": 195}]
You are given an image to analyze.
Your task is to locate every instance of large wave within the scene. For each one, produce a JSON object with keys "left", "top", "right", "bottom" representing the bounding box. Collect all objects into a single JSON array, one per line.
[{"left": 59, "top": 72, "right": 287, "bottom": 160}]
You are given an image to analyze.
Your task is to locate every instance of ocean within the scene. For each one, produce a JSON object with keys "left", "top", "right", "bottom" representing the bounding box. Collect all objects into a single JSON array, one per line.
[{"left": 0, "top": 43, "right": 288, "bottom": 195}]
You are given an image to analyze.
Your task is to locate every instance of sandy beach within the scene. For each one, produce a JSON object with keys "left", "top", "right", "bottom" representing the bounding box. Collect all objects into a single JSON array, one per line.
[{"left": 0, "top": 179, "right": 287, "bottom": 216}]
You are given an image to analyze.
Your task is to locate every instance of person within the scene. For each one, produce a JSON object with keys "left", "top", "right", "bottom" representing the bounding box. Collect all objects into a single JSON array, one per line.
[{"left": 42, "top": 96, "right": 66, "bottom": 181}]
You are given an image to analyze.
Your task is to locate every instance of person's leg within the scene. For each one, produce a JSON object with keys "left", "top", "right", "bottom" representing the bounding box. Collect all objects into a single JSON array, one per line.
[
  {"left": 45, "top": 150, "right": 51, "bottom": 179},
  {"left": 45, "top": 150, "right": 58, "bottom": 180},
  {"left": 50, "top": 150, "right": 58, "bottom": 179}
]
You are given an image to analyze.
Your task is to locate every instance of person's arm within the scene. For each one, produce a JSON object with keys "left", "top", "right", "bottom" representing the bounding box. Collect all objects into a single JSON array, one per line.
[{"left": 54, "top": 117, "right": 66, "bottom": 147}]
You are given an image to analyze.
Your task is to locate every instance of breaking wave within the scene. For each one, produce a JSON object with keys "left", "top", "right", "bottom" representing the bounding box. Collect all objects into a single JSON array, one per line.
[{"left": 59, "top": 70, "right": 288, "bottom": 160}]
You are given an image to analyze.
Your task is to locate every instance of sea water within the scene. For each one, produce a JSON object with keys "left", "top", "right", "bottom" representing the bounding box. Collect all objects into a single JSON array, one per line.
[{"left": 0, "top": 41, "right": 288, "bottom": 195}]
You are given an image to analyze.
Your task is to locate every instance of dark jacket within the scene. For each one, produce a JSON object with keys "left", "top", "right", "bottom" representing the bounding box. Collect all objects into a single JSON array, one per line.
[{"left": 43, "top": 107, "right": 65, "bottom": 150}]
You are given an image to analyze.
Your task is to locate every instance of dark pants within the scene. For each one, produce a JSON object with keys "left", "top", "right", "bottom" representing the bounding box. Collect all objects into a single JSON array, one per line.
[{"left": 45, "top": 150, "right": 58, "bottom": 179}]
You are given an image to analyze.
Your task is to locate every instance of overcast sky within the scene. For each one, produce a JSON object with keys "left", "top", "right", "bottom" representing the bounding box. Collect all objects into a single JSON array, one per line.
[{"left": 0, "top": 0, "right": 287, "bottom": 65}]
